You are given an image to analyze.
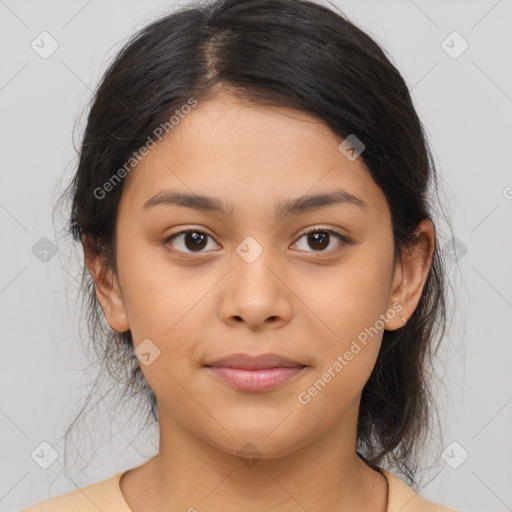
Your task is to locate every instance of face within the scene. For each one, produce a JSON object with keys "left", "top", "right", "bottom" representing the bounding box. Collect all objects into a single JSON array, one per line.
[{"left": 88, "top": 93, "right": 431, "bottom": 460}]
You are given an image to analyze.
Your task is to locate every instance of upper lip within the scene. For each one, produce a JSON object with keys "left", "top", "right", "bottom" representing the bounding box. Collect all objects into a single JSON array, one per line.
[{"left": 204, "top": 353, "right": 306, "bottom": 370}]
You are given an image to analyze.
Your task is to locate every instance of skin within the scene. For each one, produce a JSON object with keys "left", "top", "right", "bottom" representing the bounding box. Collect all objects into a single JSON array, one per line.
[{"left": 85, "top": 92, "right": 434, "bottom": 512}]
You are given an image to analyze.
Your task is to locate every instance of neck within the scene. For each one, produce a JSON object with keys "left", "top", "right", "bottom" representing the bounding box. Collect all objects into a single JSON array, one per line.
[{"left": 120, "top": 400, "right": 388, "bottom": 511}]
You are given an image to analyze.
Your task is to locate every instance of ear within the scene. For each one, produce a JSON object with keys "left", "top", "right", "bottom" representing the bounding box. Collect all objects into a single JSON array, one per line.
[
  {"left": 385, "top": 219, "right": 435, "bottom": 331},
  {"left": 82, "top": 235, "right": 130, "bottom": 333}
]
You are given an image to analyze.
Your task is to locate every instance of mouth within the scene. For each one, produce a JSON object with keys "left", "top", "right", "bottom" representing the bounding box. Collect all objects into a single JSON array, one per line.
[{"left": 203, "top": 353, "right": 308, "bottom": 392}]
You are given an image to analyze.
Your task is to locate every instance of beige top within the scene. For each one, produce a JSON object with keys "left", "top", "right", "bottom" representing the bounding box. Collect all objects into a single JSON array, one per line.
[{"left": 20, "top": 468, "right": 460, "bottom": 512}]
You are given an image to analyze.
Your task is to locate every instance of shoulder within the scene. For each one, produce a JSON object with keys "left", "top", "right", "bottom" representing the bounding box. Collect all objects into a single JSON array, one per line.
[
  {"left": 383, "top": 469, "right": 461, "bottom": 512},
  {"left": 19, "top": 472, "right": 131, "bottom": 512},
  {"left": 20, "top": 467, "right": 462, "bottom": 512}
]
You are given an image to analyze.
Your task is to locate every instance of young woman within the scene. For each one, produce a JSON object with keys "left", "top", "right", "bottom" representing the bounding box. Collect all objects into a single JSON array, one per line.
[{"left": 22, "top": 0, "right": 460, "bottom": 510}]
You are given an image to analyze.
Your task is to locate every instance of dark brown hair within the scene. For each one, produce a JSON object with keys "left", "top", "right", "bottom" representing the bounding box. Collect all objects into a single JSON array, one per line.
[{"left": 59, "top": 0, "right": 452, "bottom": 488}]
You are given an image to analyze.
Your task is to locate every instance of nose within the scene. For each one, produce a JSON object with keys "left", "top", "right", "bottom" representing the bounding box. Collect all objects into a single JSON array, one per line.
[{"left": 218, "top": 247, "right": 293, "bottom": 331}]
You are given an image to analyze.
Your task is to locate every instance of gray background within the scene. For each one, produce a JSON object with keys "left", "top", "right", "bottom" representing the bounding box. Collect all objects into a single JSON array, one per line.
[{"left": 1, "top": 1, "right": 511, "bottom": 511}]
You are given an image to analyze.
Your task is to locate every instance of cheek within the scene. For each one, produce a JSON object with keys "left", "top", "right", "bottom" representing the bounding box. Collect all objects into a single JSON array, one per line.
[
  {"left": 306, "top": 251, "right": 392, "bottom": 338},
  {"left": 298, "top": 248, "right": 393, "bottom": 396},
  {"left": 116, "top": 242, "right": 226, "bottom": 381},
  {"left": 116, "top": 237, "right": 200, "bottom": 338},
  {"left": 295, "top": 267, "right": 389, "bottom": 417}
]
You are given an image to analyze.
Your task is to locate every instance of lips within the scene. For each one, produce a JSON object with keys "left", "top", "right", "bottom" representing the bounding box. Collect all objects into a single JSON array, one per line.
[
  {"left": 204, "top": 353, "right": 307, "bottom": 392},
  {"left": 204, "top": 353, "right": 305, "bottom": 370}
]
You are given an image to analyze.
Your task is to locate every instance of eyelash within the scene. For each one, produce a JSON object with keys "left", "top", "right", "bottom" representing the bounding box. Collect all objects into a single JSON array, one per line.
[{"left": 162, "top": 227, "right": 349, "bottom": 256}]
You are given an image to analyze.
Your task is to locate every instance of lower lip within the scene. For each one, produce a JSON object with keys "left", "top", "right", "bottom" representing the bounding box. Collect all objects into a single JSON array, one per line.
[{"left": 206, "top": 366, "right": 306, "bottom": 392}]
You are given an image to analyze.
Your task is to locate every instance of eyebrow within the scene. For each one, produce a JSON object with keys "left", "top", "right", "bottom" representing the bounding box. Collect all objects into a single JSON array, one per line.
[{"left": 142, "top": 189, "right": 367, "bottom": 220}]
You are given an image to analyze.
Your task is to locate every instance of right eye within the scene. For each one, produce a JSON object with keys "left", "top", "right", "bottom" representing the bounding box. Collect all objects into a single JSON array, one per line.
[{"left": 163, "top": 229, "right": 220, "bottom": 254}]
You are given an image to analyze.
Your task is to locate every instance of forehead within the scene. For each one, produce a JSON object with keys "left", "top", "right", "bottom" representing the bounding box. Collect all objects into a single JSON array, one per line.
[{"left": 120, "top": 93, "right": 388, "bottom": 220}]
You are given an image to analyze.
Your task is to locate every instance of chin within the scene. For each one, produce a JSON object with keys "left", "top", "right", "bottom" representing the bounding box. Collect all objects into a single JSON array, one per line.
[{"left": 203, "top": 424, "right": 312, "bottom": 462}]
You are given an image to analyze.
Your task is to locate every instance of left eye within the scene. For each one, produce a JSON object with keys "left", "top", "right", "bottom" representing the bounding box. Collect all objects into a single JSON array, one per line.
[
  {"left": 164, "top": 228, "right": 347, "bottom": 255},
  {"left": 291, "top": 228, "right": 347, "bottom": 253}
]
